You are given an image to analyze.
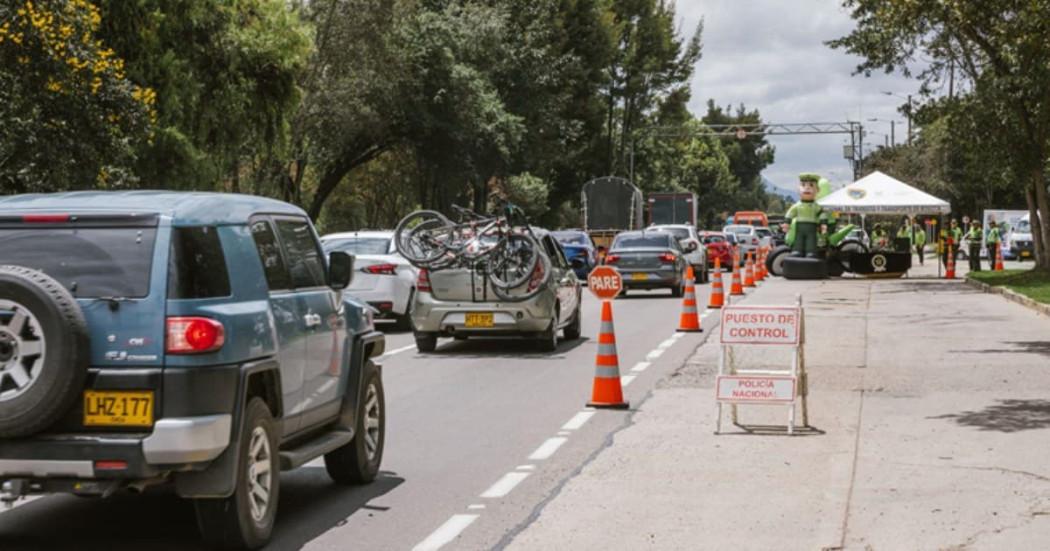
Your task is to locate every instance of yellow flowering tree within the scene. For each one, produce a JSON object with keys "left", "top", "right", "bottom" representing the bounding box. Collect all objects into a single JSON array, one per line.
[{"left": 0, "top": 0, "right": 154, "bottom": 191}]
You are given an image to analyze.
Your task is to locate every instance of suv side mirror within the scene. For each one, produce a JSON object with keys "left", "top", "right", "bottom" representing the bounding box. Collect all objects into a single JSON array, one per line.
[
  {"left": 685, "top": 241, "right": 698, "bottom": 252},
  {"left": 328, "top": 251, "right": 354, "bottom": 290}
]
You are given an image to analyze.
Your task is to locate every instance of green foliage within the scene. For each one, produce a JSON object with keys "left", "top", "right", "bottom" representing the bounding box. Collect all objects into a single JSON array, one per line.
[
  {"left": 497, "top": 172, "right": 549, "bottom": 219},
  {"left": 968, "top": 269, "right": 1050, "bottom": 305},
  {"left": 0, "top": 0, "right": 153, "bottom": 191}
]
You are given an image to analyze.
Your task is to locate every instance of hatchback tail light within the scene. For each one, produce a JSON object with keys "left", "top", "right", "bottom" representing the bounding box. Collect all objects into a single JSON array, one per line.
[
  {"left": 527, "top": 259, "right": 546, "bottom": 292},
  {"left": 416, "top": 269, "right": 432, "bottom": 293},
  {"left": 362, "top": 263, "right": 398, "bottom": 276},
  {"left": 604, "top": 254, "right": 620, "bottom": 265},
  {"left": 166, "top": 317, "right": 224, "bottom": 354},
  {"left": 659, "top": 252, "right": 676, "bottom": 263},
  {"left": 23, "top": 214, "right": 71, "bottom": 223}
]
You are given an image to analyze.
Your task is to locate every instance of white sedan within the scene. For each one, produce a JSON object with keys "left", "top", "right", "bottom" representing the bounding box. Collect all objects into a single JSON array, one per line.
[
  {"left": 723, "top": 224, "right": 763, "bottom": 258},
  {"left": 321, "top": 230, "right": 417, "bottom": 330}
]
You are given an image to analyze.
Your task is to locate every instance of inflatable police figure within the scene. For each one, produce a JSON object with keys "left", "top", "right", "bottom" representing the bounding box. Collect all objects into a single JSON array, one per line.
[{"left": 785, "top": 173, "right": 828, "bottom": 258}]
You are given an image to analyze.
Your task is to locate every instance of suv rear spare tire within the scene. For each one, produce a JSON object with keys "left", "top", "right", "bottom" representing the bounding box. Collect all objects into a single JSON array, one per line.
[{"left": 0, "top": 265, "right": 89, "bottom": 438}]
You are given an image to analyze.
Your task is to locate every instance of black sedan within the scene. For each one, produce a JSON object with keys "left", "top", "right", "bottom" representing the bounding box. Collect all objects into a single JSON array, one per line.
[{"left": 604, "top": 230, "right": 688, "bottom": 297}]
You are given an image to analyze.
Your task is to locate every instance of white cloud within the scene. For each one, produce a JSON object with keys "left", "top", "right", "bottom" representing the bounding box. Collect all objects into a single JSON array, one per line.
[{"left": 676, "top": 0, "right": 917, "bottom": 191}]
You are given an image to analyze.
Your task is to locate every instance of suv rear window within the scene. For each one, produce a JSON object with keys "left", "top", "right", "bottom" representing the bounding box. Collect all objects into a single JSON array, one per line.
[
  {"left": 656, "top": 227, "right": 690, "bottom": 240},
  {"left": 323, "top": 237, "right": 390, "bottom": 255},
  {"left": 0, "top": 227, "right": 157, "bottom": 298},
  {"left": 168, "top": 227, "right": 231, "bottom": 299}
]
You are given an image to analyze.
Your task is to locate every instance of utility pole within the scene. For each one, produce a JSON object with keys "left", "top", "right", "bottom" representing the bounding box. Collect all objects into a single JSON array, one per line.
[
  {"left": 907, "top": 94, "right": 913, "bottom": 144},
  {"left": 890, "top": 120, "right": 895, "bottom": 147}
]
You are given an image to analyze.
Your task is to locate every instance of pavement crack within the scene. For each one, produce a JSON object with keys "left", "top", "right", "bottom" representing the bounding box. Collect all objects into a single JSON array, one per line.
[{"left": 887, "top": 461, "right": 1050, "bottom": 483}]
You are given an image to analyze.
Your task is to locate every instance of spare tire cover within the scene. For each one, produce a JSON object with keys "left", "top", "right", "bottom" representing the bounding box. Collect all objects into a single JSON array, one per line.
[{"left": 0, "top": 265, "right": 89, "bottom": 438}]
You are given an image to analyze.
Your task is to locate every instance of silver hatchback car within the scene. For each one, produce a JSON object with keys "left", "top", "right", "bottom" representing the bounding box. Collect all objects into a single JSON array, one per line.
[{"left": 411, "top": 229, "right": 582, "bottom": 352}]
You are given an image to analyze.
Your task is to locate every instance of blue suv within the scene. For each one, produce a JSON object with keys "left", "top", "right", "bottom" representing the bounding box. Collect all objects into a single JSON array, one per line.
[{"left": 0, "top": 192, "right": 386, "bottom": 549}]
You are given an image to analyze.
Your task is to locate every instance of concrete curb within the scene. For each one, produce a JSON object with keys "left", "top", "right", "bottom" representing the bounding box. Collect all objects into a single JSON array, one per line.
[{"left": 965, "top": 276, "right": 1050, "bottom": 318}]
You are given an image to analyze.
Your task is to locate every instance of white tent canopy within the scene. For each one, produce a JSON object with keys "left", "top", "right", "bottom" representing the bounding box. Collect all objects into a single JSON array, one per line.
[{"left": 818, "top": 171, "right": 951, "bottom": 215}]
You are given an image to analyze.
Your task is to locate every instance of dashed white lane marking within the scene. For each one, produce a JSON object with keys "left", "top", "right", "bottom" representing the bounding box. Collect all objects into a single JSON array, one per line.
[
  {"left": 379, "top": 344, "right": 415, "bottom": 358},
  {"left": 481, "top": 472, "right": 530, "bottom": 498},
  {"left": 631, "top": 361, "right": 651, "bottom": 372},
  {"left": 657, "top": 337, "right": 676, "bottom": 349},
  {"left": 701, "top": 310, "right": 713, "bottom": 318},
  {"left": 561, "top": 410, "right": 596, "bottom": 430},
  {"left": 620, "top": 375, "right": 636, "bottom": 387},
  {"left": 646, "top": 348, "right": 665, "bottom": 360},
  {"left": 515, "top": 464, "right": 535, "bottom": 471},
  {"left": 467, "top": 504, "right": 486, "bottom": 510},
  {"left": 413, "top": 514, "right": 479, "bottom": 551},
  {"left": 528, "top": 437, "right": 568, "bottom": 461},
  {"left": 557, "top": 431, "right": 570, "bottom": 436},
  {"left": 671, "top": 332, "right": 685, "bottom": 339}
]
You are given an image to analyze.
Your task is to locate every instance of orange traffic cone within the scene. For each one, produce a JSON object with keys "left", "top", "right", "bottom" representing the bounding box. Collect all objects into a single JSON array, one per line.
[
  {"left": 587, "top": 301, "right": 628, "bottom": 409},
  {"left": 708, "top": 256, "right": 725, "bottom": 309},
  {"left": 730, "top": 249, "right": 745, "bottom": 296},
  {"left": 677, "top": 266, "right": 703, "bottom": 333},
  {"left": 945, "top": 244, "right": 956, "bottom": 279},
  {"left": 743, "top": 252, "right": 756, "bottom": 288},
  {"left": 758, "top": 247, "right": 768, "bottom": 281},
  {"left": 994, "top": 246, "right": 1004, "bottom": 271}
]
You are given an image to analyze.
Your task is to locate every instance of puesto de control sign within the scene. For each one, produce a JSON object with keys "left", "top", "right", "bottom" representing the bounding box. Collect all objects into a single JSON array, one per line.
[{"left": 720, "top": 306, "right": 801, "bottom": 345}]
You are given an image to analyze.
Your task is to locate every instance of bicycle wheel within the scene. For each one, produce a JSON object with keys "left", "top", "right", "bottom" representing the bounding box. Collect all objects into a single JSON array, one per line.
[
  {"left": 491, "top": 252, "right": 551, "bottom": 302},
  {"left": 395, "top": 210, "right": 454, "bottom": 266},
  {"left": 488, "top": 234, "right": 542, "bottom": 291}
]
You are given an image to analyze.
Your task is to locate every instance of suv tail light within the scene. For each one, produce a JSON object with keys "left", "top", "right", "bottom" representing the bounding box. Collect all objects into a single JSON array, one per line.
[
  {"left": 659, "top": 252, "right": 675, "bottom": 263},
  {"left": 166, "top": 317, "right": 224, "bottom": 354},
  {"left": 416, "top": 269, "right": 432, "bottom": 293},
  {"left": 362, "top": 263, "right": 397, "bottom": 276},
  {"left": 604, "top": 254, "right": 620, "bottom": 265},
  {"left": 527, "top": 259, "right": 546, "bottom": 292},
  {"left": 23, "top": 214, "right": 71, "bottom": 223}
]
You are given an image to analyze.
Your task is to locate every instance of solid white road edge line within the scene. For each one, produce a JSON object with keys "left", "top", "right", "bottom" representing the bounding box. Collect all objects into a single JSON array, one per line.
[
  {"left": 528, "top": 437, "right": 568, "bottom": 461},
  {"left": 657, "top": 338, "right": 676, "bottom": 349},
  {"left": 630, "top": 361, "right": 651, "bottom": 372},
  {"left": 671, "top": 332, "right": 685, "bottom": 339},
  {"left": 620, "top": 375, "right": 636, "bottom": 387},
  {"left": 379, "top": 344, "right": 416, "bottom": 358},
  {"left": 561, "top": 410, "right": 596, "bottom": 430},
  {"left": 412, "top": 514, "right": 479, "bottom": 551},
  {"left": 481, "top": 472, "right": 531, "bottom": 498}
]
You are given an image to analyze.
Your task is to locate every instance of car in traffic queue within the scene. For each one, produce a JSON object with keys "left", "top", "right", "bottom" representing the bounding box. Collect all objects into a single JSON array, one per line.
[
  {"left": 1008, "top": 214, "right": 1035, "bottom": 261},
  {"left": 604, "top": 230, "right": 689, "bottom": 297},
  {"left": 723, "top": 224, "right": 763, "bottom": 259},
  {"left": 410, "top": 229, "right": 582, "bottom": 352},
  {"left": 322, "top": 230, "right": 417, "bottom": 330},
  {"left": 647, "top": 224, "right": 709, "bottom": 283},
  {"left": 0, "top": 192, "right": 386, "bottom": 549},
  {"left": 552, "top": 229, "right": 598, "bottom": 279},
  {"left": 698, "top": 230, "right": 733, "bottom": 268}
]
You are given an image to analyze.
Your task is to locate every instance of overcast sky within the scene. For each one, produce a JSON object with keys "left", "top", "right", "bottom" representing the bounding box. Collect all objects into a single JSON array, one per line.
[{"left": 677, "top": 0, "right": 916, "bottom": 192}]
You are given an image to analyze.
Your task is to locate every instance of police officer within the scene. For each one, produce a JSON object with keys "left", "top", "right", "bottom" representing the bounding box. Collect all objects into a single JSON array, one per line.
[
  {"left": 965, "top": 220, "right": 982, "bottom": 272},
  {"left": 896, "top": 216, "right": 912, "bottom": 252},
  {"left": 986, "top": 220, "right": 1001, "bottom": 270},
  {"left": 872, "top": 223, "right": 889, "bottom": 250},
  {"left": 913, "top": 219, "right": 927, "bottom": 265}
]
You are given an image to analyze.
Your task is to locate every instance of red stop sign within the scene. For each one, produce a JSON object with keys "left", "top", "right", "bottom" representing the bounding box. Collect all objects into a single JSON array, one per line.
[{"left": 587, "top": 265, "right": 623, "bottom": 299}]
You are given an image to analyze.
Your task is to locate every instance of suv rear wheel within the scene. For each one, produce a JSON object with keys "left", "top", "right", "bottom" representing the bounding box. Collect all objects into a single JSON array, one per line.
[
  {"left": 0, "top": 266, "right": 89, "bottom": 438},
  {"left": 414, "top": 332, "right": 438, "bottom": 353},
  {"left": 195, "top": 398, "right": 279, "bottom": 550},
  {"left": 325, "top": 360, "right": 385, "bottom": 484}
]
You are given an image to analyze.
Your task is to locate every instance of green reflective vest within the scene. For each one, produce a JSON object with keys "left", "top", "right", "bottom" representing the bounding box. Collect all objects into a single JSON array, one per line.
[
  {"left": 786, "top": 201, "right": 826, "bottom": 224},
  {"left": 914, "top": 227, "right": 927, "bottom": 246},
  {"left": 966, "top": 227, "right": 982, "bottom": 241},
  {"left": 987, "top": 227, "right": 1001, "bottom": 244},
  {"left": 896, "top": 227, "right": 912, "bottom": 244}
]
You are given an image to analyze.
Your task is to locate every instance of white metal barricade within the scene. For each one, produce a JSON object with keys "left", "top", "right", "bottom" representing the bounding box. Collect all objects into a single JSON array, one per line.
[{"left": 715, "top": 295, "right": 809, "bottom": 434}]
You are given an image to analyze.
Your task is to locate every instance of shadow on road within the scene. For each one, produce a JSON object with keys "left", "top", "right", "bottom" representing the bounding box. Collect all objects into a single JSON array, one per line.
[
  {"left": 930, "top": 399, "right": 1050, "bottom": 433},
  {"left": 0, "top": 469, "right": 404, "bottom": 551},
  {"left": 969, "top": 341, "right": 1050, "bottom": 359},
  {"left": 429, "top": 336, "right": 589, "bottom": 359}
]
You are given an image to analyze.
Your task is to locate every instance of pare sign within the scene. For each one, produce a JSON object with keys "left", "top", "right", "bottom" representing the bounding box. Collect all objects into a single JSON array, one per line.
[
  {"left": 720, "top": 306, "right": 801, "bottom": 345},
  {"left": 587, "top": 266, "right": 623, "bottom": 299}
]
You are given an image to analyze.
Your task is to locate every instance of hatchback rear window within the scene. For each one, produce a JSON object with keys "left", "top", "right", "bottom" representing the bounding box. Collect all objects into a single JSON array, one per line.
[
  {"left": 168, "top": 227, "right": 231, "bottom": 299},
  {"left": 656, "top": 228, "right": 690, "bottom": 240},
  {"left": 0, "top": 227, "right": 157, "bottom": 298}
]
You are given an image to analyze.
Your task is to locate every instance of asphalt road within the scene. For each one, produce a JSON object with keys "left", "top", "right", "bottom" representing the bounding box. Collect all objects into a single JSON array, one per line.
[{"left": 0, "top": 286, "right": 720, "bottom": 550}]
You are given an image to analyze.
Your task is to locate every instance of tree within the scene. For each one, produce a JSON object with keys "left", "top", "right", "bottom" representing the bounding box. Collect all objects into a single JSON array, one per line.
[
  {"left": 95, "top": 0, "right": 312, "bottom": 192},
  {"left": 829, "top": 0, "right": 1050, "bottom": 270},
  {"left": 0, "top": 0, "right": 154, "bottom": 191}
]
